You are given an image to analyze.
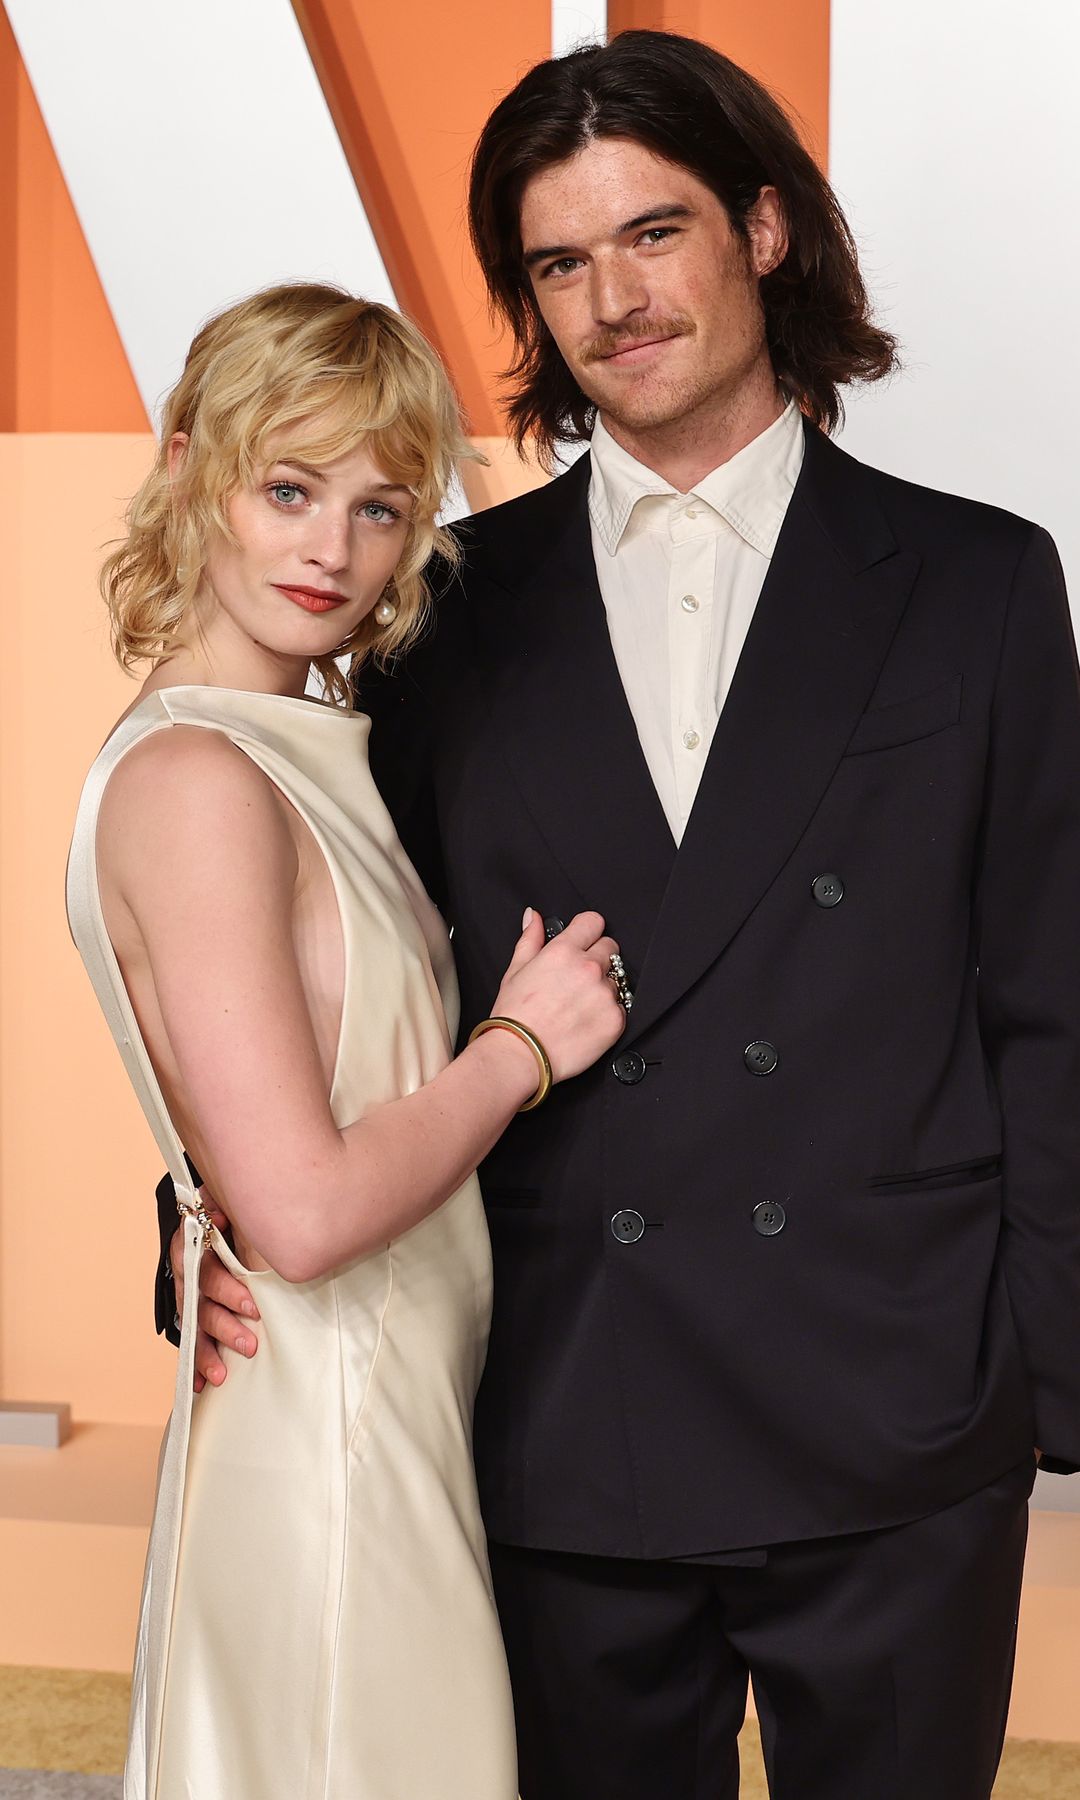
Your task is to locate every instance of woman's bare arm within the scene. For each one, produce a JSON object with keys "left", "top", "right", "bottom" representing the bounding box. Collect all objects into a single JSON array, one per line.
[{"left": 100, "top": 727, "right": 622, "bottom": 1285}]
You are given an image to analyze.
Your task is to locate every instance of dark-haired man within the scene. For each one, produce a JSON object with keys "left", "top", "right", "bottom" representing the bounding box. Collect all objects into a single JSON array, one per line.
[{"left": 171, "top": 31, "right": 1080, "bottom": 1799}]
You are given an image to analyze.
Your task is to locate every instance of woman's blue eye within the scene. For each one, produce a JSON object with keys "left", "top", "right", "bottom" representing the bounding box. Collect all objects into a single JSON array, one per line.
[
  {"left": 269, "top": 482, "right": 304, "bottom": 505},
  {"left": 362, "top": 501, "right": 399, "bottom": 523}
]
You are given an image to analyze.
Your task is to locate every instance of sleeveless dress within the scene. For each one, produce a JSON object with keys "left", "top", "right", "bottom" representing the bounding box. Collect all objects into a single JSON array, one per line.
[{"left": 66, "top": 685, "right": 518, "bottom": 1800}]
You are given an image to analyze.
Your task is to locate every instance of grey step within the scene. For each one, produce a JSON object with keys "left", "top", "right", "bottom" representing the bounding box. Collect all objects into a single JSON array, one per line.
[{"left": 0, "top": 1404, "right": 72, "bottom": 1449}]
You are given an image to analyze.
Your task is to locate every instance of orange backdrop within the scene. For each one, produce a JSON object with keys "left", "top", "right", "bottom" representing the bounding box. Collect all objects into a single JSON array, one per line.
[
  {"left": 0, "top": 0, "right": 827, "bottom": 1432},
  {"left": 2, "top": 9, "right": 1078, "bottom": 1731}
]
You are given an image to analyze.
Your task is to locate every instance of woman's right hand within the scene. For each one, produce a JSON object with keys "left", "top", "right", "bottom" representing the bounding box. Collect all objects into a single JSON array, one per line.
[{"left": 489, "top": 908, "right": 627, "bottom": 1083}]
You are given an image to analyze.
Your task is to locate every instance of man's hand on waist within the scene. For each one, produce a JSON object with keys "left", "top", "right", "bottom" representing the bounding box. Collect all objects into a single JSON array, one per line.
[{"left": 171, "top": 1195, "right": 260, "bottom": 1392}]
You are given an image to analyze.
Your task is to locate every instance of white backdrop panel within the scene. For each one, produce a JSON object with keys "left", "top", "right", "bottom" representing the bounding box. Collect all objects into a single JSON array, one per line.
[
  {"left": 830, "top": 0, "right": 1080, "bottom": 623},
  {"left": 6, "top": 0, "right": 397, "bottom": 426},
  {"left": 552, "top": 0, "right": 607, "bottom": 57},
  {"left": 832, "top": 0, "right": 1080, "bottom": 1507}
]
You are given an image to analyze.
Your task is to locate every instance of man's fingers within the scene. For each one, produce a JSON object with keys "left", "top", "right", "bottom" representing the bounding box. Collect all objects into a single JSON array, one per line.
[
  {"left": 198, "top": 1297, "right": 258, "bottom": 1358},
  {"left": 200, "top": 1253, "right": 260, "bottom": 1321},
  {"left": 194, "top": 1329, "right": 227, "bottom": 1387}
]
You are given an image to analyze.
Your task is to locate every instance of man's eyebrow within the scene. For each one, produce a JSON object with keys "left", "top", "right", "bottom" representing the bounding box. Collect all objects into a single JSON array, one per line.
[
  {"left": 522, "top": 203, "right": 695, "bottom": 269},
  {"left": 614, "top": 202, "right": 696, "bottom": 236}
]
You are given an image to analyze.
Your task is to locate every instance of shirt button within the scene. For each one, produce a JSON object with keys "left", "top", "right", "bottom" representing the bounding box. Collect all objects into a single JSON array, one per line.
[
  {"left": 752, "top": 1201, "right": 787, "bottom": 1236},
  {"left": 744, "top": 1040, "right": 779, "bottom": 1075},
  {"left": 683, "top": 729, "right": 701, "bottom": 750},
  {"left": 611, "top": 1209, "right": 646, "bottom": 1244},
  {"left": 681, "top": 593, "right": 700, "bottom": 613},
  {"left": 686, "top": 506, "right": 701, "bottom": 519}
]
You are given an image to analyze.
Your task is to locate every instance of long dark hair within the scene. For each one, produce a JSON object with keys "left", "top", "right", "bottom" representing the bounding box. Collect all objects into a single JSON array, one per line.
[{"left": 469, "top": 31, "right": 898, "bottom": 464}]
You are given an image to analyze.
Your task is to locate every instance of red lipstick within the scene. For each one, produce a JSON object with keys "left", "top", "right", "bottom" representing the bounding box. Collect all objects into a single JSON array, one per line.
[{"left": 272, "top": 584, "right": 350, "bottom": 614}]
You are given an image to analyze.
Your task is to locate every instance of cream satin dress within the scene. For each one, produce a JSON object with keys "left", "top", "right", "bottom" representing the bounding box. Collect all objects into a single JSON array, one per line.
[{"left": 67, "top": 686, "right": 518, "bottom": 1800}]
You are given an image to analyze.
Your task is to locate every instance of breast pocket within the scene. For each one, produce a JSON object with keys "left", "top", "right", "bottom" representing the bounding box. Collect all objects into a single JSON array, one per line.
[
  {"left": 844, "top": 674, "right": 963, "bottom": 756},
  {"left": 868, "top": 1153, "right": 1001, "bottom": 1195}
]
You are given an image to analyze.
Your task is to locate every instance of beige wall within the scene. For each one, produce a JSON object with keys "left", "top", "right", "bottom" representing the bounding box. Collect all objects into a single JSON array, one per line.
[
  {"left": 0, "top": 435, "right": 174, "bottom": 1426},
  {"left": 0, "top": 431, "right": 542, "bottom": 1436}
]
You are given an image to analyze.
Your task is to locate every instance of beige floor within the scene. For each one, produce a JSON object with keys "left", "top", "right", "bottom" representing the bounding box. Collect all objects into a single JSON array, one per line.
[{"left": 2, "top": 1665, "right": 1079, "bottom": 1794}]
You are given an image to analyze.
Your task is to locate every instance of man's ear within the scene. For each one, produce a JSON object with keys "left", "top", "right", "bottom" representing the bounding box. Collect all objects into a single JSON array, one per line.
[
  {"left": 166, "top": 431, "right": 190, "bottom": 481},
  {"left": 747, "top": 186, "right": 788, "bottom": 278}
]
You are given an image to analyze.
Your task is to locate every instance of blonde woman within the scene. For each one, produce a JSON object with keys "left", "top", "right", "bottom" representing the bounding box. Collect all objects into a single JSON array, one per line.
[{"left": 67, "top": 284, "right": 625, "bottom": 1799}]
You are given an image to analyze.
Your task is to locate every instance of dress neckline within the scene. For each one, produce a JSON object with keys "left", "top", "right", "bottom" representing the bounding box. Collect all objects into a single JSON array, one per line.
[{"left": 133, "top": 683, "right": 370, "bottom": 725}]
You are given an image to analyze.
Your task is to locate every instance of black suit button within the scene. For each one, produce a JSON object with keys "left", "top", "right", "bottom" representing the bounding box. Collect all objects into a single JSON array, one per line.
[
  {"left": 744, "top": 1041, "right": 779, "bottom": 1076},
  {"left": 752, "top": 1201, "right": 787, "bottom": 1236},
  {"left": 812, "top": 872, "right": 845, "bottom": 908},
  {"left": 612, "top": 1052, "right": 647, "bottom": 1085},
  {"left": 543, "top": 916, "right": 566, "bottom": 941},
  {"left": 611, "top": 1209, "right": 646, "bottom": 1244}
]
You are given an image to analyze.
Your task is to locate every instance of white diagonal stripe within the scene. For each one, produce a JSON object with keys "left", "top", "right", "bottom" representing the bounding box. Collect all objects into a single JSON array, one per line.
[{"left": 6, "top": 0, "right": 397, "bottom": 426}]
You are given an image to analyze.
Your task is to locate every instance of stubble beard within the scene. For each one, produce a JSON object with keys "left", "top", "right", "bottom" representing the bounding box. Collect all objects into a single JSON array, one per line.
[{"left": 584, "top": 359, "right": 729, "bottom": 442}]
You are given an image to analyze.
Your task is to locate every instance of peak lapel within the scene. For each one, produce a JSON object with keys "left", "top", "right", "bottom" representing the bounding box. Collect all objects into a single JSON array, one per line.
[
  {"left": 622, "top": 427, "right": 921, "bottom": 1047},
  {"left": 476, "top": 456, "right": 676, "bottom": 972}
]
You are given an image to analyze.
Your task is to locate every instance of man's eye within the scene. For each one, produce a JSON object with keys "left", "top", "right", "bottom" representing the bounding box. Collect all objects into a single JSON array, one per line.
[
  {"left": 641, "top": 227, "right": 677, "bottom": 246},
  {"left": 543, "top": 258, "right": 582, "bottom": 279}
]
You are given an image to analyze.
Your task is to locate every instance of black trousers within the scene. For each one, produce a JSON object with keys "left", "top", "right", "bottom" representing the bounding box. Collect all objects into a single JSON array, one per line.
[{"left": 488, "top": 1458, "right": 1034, "bottom": 1800}]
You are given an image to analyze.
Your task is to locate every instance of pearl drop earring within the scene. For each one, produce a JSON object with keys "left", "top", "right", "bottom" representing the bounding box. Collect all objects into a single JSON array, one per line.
[{"left": 374, "top": 594, "right": 398, "bottom": 626}]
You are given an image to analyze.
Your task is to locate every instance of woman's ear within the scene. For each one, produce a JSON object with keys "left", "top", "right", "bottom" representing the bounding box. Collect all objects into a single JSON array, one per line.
[{"left": 166, "top": 432, "right": 190, "bottom": 482}]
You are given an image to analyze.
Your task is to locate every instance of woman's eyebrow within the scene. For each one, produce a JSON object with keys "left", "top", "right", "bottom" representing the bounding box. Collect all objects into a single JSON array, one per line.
[
  {"left": 273, "top": 458, "right": 326, "bottom": 482},
  {"left": 371, "top": 482, "right": 415, "bottom": 501},
  {"left": 271, "top": 462, "right": 412, "bottom": 501}
]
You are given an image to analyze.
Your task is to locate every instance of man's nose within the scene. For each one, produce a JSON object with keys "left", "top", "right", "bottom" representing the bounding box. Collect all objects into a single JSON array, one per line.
[{"left": 589, "top": 256, "right": 650, "bottom": 328}]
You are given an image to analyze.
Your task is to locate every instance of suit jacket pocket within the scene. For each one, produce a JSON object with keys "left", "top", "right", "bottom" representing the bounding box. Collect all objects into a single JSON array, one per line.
[
  {"left": 844, "top": 674, "right": 963, "bottom": 756},
  {"left": 868, "top": 1153, "right": 1001, "bottom": 1194}
]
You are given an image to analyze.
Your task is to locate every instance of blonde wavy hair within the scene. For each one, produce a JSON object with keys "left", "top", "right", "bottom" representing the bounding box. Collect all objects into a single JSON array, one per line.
[{"left": 102, "top": 283, "right": 474, "bottom": 704}]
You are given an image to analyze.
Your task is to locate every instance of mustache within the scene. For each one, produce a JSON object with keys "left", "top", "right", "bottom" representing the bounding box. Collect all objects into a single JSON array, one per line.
[{"left": 580, "top": 315, "right": 695, "bottom": 364}]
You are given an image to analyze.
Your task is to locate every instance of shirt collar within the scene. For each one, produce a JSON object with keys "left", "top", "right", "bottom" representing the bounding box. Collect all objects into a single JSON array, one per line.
[{"left": 588, "top": 397, "right": 805, "bottom": 558}]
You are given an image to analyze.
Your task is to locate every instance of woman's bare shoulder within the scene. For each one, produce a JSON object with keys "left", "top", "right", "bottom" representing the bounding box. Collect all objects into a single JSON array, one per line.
[{"left": 97, "top": 724, "right": 296, "bottom": 891}]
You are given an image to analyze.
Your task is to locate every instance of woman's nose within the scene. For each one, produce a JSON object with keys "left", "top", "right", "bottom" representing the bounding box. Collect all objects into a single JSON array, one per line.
[{"left": 304, "top": 510, "right": 351, "bottom": 573}]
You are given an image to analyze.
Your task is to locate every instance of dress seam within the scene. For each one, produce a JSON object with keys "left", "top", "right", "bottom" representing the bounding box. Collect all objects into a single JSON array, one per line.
[{"left": 319, "top": 1273, "right": 352, "bottom": 1800}]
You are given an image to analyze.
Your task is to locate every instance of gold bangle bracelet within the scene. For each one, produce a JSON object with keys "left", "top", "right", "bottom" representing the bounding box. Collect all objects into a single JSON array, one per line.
[{"left": 467, "top": 1016, "right": 554, "bottom": 1112}]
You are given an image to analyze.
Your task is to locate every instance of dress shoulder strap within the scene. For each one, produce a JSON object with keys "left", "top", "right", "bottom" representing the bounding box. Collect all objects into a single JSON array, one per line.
[
  {"left": 66, "top": 699, "right": 199, "bottom": 1212},
  {"left": 67, "top": 696, "right": 216, "bottom": 1796}
]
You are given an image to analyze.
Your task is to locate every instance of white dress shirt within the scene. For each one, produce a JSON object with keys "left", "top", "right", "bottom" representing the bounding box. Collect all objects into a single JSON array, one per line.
[{"left": 588, "top": 398, "right": 805, "bottom": 843}]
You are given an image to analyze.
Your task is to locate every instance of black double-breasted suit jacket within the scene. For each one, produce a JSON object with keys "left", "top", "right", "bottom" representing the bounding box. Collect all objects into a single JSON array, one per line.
[
  {"left": 157, "top": 420, "right": 1080, "bottom": 1555},
  {"left": 355, "top": 419, "right": 1080, "bottom": 1557}
]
